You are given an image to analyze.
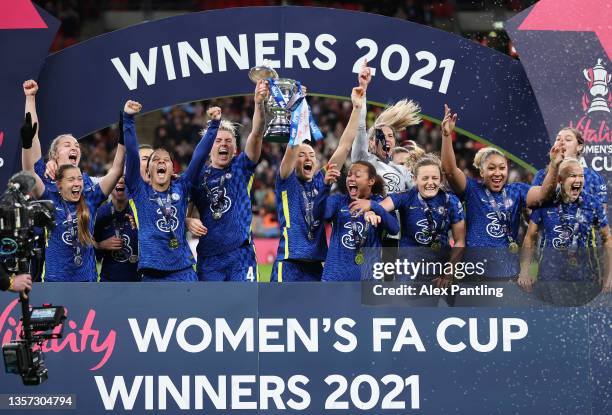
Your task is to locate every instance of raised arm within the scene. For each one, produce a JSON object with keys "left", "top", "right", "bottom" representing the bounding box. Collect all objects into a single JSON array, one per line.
[
  {"left": 440, "top": 104, "right": 466, "bottom": 194},
  {"left": 328, "top": 87, "right": 365, "bottom": 168},
  {"left": 278, "top": 145, "right": 299, "bottom": 180},
  {"left": 19, "top": 113, "right": 45, "bottom": 198},
  {"left": 98, "top": 144, "right": 125, "bottom": 196},
  {"left": 182, "top": 107, "right": 221, "bottom": 186},
  {"left": 313, "top": 165, "right": 341, "bottom": 221},
  {"left": 22, "top": 80, "right": 42, "bottom": 167},
  {"left": 278, "top": 84, "right": 315, "bottom": 179},
  {"left": 122, "top": 101, "right": 144, "bottom": 191},
  {"left": 351, "top": 61, "right": 372, "bottom": 162},
  {"left": 244, "top": 79, "right": 269, "bottom": 163},
  {"left": 525, "top": 141, "right": 564, "bottom": 208}
]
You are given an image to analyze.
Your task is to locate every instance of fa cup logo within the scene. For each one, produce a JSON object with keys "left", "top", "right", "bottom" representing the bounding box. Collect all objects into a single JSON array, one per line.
[{"left": 583, "top": 59, "right": 612, "bottom": 113}]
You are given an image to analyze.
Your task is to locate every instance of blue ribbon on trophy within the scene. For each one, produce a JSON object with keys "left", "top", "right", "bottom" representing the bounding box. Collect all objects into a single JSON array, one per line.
[{"left": 249, "top": 62, "right": 323, "bottom": 144}]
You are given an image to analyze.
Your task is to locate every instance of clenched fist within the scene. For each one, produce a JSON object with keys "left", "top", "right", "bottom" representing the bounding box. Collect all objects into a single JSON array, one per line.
[
  {"left": 124, "top": 100, "right": 142, "bottom": 115},
  {"left": 23, "top": 80, "right": 38, "bottom": 96},
  {"left": 254, "top": 79, "right": 269, "bottom": 104},
  {"left": 207, "top": 106, "right": 222, "bottom": 121}
]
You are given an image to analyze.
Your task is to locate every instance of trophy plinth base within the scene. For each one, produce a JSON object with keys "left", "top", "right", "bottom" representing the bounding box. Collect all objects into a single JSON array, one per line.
[
  {"left": 264, "top": 121, "right": 291, "bottom": 143},
  {"left": 264, "top": 134, "right": 290, "bottom": 143}
]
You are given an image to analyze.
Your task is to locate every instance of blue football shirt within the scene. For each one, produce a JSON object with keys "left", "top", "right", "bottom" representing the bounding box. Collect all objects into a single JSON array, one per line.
[
  {"left": 192, "top": 152, "right": 257, "bottom": 258},
  {"left": 275, "top": 170, "right": 327, "bottom": 262},
  {"left": 531, "top": 192, "right": 607, "bottom": 281},
  {"left": 94, "top": 201, "right": 140, "bottom": 282},
  {"left": 42, "top": 185, "right": 107, "bottom": 282}
]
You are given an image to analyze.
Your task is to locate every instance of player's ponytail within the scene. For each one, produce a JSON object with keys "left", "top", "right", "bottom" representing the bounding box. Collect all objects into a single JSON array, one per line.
[
  {"left": 367, "top": 99, "right": 422, "bottom": 142},
  {"left": 353, "top": 160, "right": 386, "bottom": 197},
  {"left": 372, "top": 174, "right": 386, "bottom": 197},
  {"left": 75, "top": 196, "right": 95, "bottom": 247}
]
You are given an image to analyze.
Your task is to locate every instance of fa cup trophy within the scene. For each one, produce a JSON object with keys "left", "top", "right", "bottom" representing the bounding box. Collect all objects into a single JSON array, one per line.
[
  {"left": 583, "top": 58, "right": 611, "bottom": 113},
  {"left": 248, "top": 61, "right": 302, "bottom": 142}
]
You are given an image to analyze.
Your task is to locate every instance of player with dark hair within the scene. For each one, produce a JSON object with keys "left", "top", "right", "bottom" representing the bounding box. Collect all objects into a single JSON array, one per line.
[
  {"left": 122, "top": 100, "right": 220, "bottom": 281},
  {"left": 532, "top": 127, "right": 607, "bottom": 207},
  {"left": 270, "top": 86, "right": 365, "bottom": 282},
  {"left": 190, "top": 80, "right": 268, "bottom": 282},
  {"left": 519, "top": 158, "right": 612, "bottom": 293},
  {"left": 94, "top": 176, "right": 140, "bottom": 282},
  {"left": 440, "top": 104, "right": 564, "bottom": 279},
  {"left": 314, "top": 161, "right": 399, "bottom": 281}
]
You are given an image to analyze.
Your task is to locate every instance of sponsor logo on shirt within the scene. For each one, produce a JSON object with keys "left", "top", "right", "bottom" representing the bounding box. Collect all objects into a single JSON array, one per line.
[
  {"left": 111, "top": 234, "right": 135, "bottom": 262},
  {"left": 156, "top": 205, "right": 179, "bottom": 232},
  {"left": 207, "top": 186, "right": 232, "bottom": 216},
  {"left": 341, "top": 221, "right": 366, "bottom": 250},
  {"left": 415, "top": 218, "right": 436, "bottom": 244},
  {"left": 485, "top": 212, "right": 508, "bottom": 239},
  {"left": 552, "top": 225, "right": 573, "bottom": 250},
  {"left": 383, "top": 172, "right": 401, "bottom": 193}
]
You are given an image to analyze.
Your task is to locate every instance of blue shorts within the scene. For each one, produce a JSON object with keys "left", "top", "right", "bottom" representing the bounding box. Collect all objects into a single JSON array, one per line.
[
  {"left": 197, "top": 244, "right": 257, "bottom": 282},
  {"left": 270, "top": 260, "right": 322, "bottom": 282},
  {"left": 141, "top": 267, "right": 197, "bottom": 282}
]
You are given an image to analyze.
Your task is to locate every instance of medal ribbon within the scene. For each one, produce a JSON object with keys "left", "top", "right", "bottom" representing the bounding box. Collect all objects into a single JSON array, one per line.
[
  {"left": 202, "top": 168, "right": 227, "bottom": 218},
  {"left": 417, "top": 192, "right": 450, "bottom": 246},
  {"left": 484, "top": 188, "right": 516, "bottom": 246},
  {"left": 110, "top": 204, "right": 126, "bottom": 240},
  {"left": 556, "top": 198, "right": 584, "bottom": 250},
  {"left": 155, "top": 193, "right": 178, "bottom": 242},
  {"left": 62, "top": 200, "right": 82, "bottom": 261},
  {"left": 301, "top": 188, "right": 317, "bottom": 240},
  {"left": 350, "top": 212, "right": 370, "bottom": 253}
]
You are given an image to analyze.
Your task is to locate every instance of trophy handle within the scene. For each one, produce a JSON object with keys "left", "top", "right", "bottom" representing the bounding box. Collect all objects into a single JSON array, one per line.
[{"left": 583, "top": 68, "right": 592, "bottom": 82}]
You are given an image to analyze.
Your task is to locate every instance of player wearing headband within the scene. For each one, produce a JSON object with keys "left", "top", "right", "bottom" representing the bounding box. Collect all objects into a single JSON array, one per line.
[
  {"left": 315, "top": 161, "right": 399, "bottom": 281},
  {"left": 270, "top": 86, "right": 365, "bottom": 282},
  {"left": 440, "top": 104, "right": 564, "bottom": 279},
  {"left": 190, "top": 80, "right": 268, "bottom": 282},
  {"left": 519, "top": 158, "right": 612, "bottom": 293},
  {"left": 123, "top": 100, "right": 220, "bottom": 281}
]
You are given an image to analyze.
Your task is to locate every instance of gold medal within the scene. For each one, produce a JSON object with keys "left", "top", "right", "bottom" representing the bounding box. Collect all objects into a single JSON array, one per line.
[
  {"left": 129, "top": 255, "right": 139, "bottom": 263},
  {"left": 355, "top": 251, "right": 364, "bottom": 265},
  {"left": 568, "top": 256, "right": 578, "bottom": 267},
  {"left": 213, "top": 211, "right": 222, "bottom": 220},
  {"left": 169, "top": 238, "right": 179, "bottom": 249},
  {"left": 431, "top": 241, "right": 441, "bottom": 251},
  {"left": 508, "top": 241, "right": 519, "bottom": 254}
]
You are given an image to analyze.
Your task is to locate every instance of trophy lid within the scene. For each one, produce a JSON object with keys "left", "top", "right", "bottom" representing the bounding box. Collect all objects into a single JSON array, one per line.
[{"left": 249, "top": 64, "right": 279, "bottom": 83}]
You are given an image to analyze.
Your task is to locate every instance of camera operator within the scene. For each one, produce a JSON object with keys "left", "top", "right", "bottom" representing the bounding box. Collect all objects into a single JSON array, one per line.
[{"left": 0, "top": 269, "right": 32, "bottom": 296}]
